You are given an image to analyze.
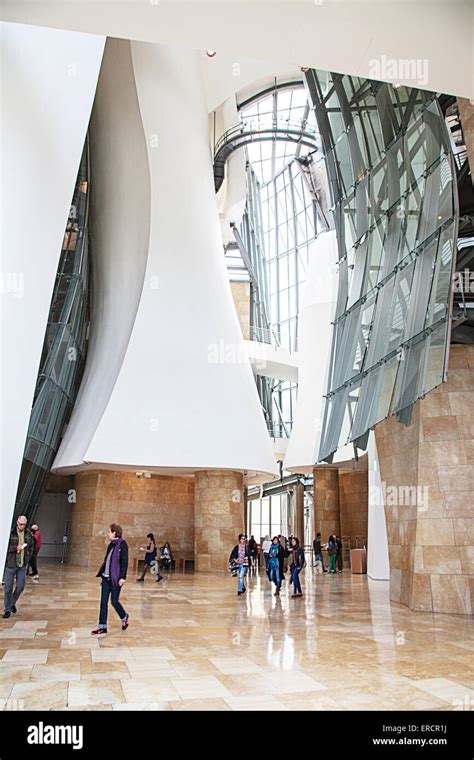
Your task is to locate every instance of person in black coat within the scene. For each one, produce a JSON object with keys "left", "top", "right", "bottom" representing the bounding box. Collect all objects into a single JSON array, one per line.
[
  {"left": 91, "top": 523, "right": 129, "bottom": 636},
  {"left": 3, "top": 515, "right": 35, "bottom": 619}
]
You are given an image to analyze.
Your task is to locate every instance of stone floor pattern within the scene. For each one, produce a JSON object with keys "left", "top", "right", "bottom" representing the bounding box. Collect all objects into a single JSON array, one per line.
[{"left": 1, "top": 563, "right": 473, "bottom": 711}]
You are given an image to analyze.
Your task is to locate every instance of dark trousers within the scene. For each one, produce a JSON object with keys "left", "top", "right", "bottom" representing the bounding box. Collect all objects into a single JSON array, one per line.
[
  {"left": 336, "top": 552, "right": 343, "bottom": 571},
  {"left": 291, "top": 566, "right": 302, "bottom": 594},
  {"left": 99, "top": 577, "right": 127, "bottom": 628},
  {"left": 29, "top": 551, "right": 39, "bottom": 576},
  {"left": 4, "top": 566, "right": 27, "bottom": 612}
]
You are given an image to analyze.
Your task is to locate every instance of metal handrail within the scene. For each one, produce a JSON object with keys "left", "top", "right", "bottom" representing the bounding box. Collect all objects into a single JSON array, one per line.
[
  {"left": 249, "top": 325, "right": 299, "bottom": 353},
  {"left": 214, "top": 118, "right": 318, "bottom": 157}
]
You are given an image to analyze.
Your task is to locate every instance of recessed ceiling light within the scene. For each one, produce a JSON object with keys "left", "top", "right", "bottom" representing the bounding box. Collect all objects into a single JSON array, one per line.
[
  {"left": 206, "top": 50, "right": 217, "bottom": 58},
  {"left": 393, "top": 83, "right": 402, "bottom": 90}
]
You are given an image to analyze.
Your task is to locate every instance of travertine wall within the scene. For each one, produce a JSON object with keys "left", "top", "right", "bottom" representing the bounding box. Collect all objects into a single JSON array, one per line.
[
  {"left": 69, "top": 470, "right": 194, "bottom": 572},
  {"left": 375, "top": 344, "right": 474, "bottom": 615},
  {"left": 458, "top": 98, "right": 474, "bottom": 177},
  {"left": 313, "top": 467, "right": 341, "bottom": 542},
  {"left": 339, "top": 469, "right": 368, "bottom": 548},
  {"left": 230, "top": 281, "right": 251, "bottom": 340},
  {"left": 194, "top": 470, "right": 244, "bottom": 573}
]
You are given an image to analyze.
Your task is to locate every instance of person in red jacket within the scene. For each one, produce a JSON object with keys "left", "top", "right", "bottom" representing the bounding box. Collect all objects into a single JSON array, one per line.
[{"left": 28, "top": 525, "right": 42, "bottom": 579}]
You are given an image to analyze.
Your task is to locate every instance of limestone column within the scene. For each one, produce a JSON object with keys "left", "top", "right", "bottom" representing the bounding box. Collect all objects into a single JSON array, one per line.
[
  {"left": 313, "top": 466, "right": 341, "bottom": 542},
  {"left": 293, "top": 482, "right": 305, "bottom": 542},
  {"left": 194, "top": 470, "right": 245, "bottom": 573},
  {"left": 458, "top": 98, "right": 474, "bottom": 178}
]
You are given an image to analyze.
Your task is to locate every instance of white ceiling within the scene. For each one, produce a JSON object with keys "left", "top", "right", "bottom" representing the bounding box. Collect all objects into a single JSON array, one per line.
[{"left": 2, "top": 0, "right": 473, "bottom": 99}]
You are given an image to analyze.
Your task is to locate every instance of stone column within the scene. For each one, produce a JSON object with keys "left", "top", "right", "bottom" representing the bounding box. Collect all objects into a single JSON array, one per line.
[
  {"left": 293, "top": 482, "right": 305, "bottom": 542},
  {"left": 458, "top": 98, "right": 474, "bottom": 178},
  {"left": 375, "top": 344, "right": 474, "bottom": 615},
  {"left": 194, "top": 470, "right": 244, "bottom": 573},
  {"left": 313, "top": 466, "right": 341, "bottom": 542}
]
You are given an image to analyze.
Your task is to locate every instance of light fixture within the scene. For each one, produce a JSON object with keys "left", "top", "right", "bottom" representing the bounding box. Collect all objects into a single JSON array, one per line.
[
  {"left": 393, "top": 83, "right": 402, "bottom": 90},
  {"left": 135, "top": 471, "right": 143, "bottom": 479},
  {"left": 206, "top": 50, "right": 216, "bottom": 58},
  {"left": 300, "top": 66, "right": 310, "bottom": 73}
]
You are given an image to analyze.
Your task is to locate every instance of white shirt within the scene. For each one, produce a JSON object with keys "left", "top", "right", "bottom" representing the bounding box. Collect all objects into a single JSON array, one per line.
[{"left": 262, "top": 539, "right": 271, "bottom": 553}]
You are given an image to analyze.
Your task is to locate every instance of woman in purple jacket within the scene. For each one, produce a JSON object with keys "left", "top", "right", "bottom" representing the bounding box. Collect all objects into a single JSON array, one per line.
[{"left": 91, "top": 523, "right": 129, "bottom": 636}]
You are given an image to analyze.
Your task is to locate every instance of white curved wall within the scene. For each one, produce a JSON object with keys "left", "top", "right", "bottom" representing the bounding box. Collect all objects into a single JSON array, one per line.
[
  {"left": 284, "top": 231, "right": 339, "bottom": 472},
  {"left": 0, "top": 22, "right": 104, "bottom": 573},
  {"left": 53, "top": 38, "right": 151, "bottom": 470},
  {"left": 215, "top": 96, "right": 247, "bottom": 246},
  {"left": 57, "top": 42, "right": 277, "bottom": 479}
]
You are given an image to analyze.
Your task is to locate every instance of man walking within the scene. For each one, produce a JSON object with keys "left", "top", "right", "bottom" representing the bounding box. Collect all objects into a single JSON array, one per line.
[
  {"left": 3, "top": 515, "right": 35, "bottom": 619},
  {"left": 313, "top": 532, "right": 327, "bottom": 574},
  {"left": 28, "top": 524, "right": 42, "bottom": 579}
]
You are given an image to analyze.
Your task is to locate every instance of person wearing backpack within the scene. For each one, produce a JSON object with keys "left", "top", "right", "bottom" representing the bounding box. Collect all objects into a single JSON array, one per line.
[
  {"left": 289, "top": 536, "right": 305, "bottom": 597},
  {"left": 326, "top": 535, "right": 337, "bottom": 574},
  {"left": 268, "top": 536, "right": 282, "bottom": 596}
]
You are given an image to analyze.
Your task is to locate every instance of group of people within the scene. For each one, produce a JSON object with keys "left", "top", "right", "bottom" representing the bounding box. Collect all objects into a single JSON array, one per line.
[
  {"left": 136, "top": 533, "right": 173, "bottom": 584},
  {"left": 313, "top": 533, "right": 344, "bottom": 574},
  {"left": 3, "top": 515, "right": 42, "bottom": 619},
  {"left": 229, "top": 533, "right": 306, "bottom": 598},
  {"left": 3, "top": 518, "right": 344, "bottom": 636}
]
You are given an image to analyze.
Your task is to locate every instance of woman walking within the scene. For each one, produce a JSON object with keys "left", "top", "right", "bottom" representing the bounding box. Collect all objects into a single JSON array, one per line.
[
  {"left": 268, "top": 536, "right": 282, "bottom": 596},
  {"left": 229, "top": 534, "right": 250, "bottom": 596},
  {"left": 137, "top": 532, "right": 162, "bottom": 582},
  {"left": 289, "top": 536, "right": 305, "bottom": 597},
  {"left": 327, "top": 535, "right": 337, "bottom": 574},
  {"left": 91, "top": 523, "right": 129, "bottom": 636}
]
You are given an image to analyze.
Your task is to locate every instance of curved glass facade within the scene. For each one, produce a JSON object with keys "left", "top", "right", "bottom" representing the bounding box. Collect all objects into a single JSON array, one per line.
[
  {"left": 14, "top": 139, "right": 91, "bottom": 521},
  {"left": 305, "top": 71, "right": 458, "bottom": 463}
]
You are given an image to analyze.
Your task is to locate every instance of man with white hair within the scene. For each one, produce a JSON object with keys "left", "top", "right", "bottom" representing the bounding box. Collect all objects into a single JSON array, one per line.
[{"left": 3, "top": 515, "right": 35, "bottom": 619}]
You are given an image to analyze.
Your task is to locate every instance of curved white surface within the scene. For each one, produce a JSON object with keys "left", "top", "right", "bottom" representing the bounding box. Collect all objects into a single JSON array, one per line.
[
  {"left": 284, "top": 231, "right": 339, "bottom": 473},
  {"left": 57, "top": 42, "right": 277, "bottom": 480},
  {"left": 0, "top": 22, "right": 104, "bottom": 572},
  {"left": 215, "top": 96, "right": 246, "bottom": 245},
  {"left": 53, "top": 37, "right": 151, "bottom": 470},
  {"left": 2, "top": 2, "right": 472, "bottom": 99}
]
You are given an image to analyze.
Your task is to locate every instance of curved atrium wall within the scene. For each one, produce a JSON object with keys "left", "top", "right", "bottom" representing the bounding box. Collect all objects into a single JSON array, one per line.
[
  {"left": 14, "top": 141, "right": 90, "bottom": 522},
  {"left": 305, "top": 71, "right": 458, "bottom": 464}
]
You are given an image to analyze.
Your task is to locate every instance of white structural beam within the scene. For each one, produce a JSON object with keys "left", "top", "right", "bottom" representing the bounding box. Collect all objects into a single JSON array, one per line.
[
  {"left": 284, "top": 231, "right": 338, "bottom": 473},
  {"left": 1, "top": 1, "right": 473, "bottom": 99},
  {"left": 367, "top": 432, "right": 390, "bottom": 581},
  {"left": 0, "top": 22, "right": 104, "bottom": 573},
  {"left": 55, "top": 41, "right": 277, "bottom": 481}
]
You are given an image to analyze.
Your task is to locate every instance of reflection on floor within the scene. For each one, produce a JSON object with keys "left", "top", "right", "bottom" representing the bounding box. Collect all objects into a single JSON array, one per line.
[{"left": 1, "top": 563, "right": 473, "bottom": 711}]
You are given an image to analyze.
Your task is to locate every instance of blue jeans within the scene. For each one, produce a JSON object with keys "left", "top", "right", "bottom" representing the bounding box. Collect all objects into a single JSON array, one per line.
[
  {"left": 314, "top": 551, "right": 325, "bottom": 572},
  {"left": 99, "top": 577, "right": 127, "bottom": 628},
  {"left": 237, "top": 565, "right": 247, "bottom": 592},
  {"left": 269, "top": 564, "right": 281, "bottom": 589},
  {"left": 3, "top": 565, "right": 27, "bottom": 612},
  {"left": 291, "top": 566, "right": 302, "bottom": 594}
]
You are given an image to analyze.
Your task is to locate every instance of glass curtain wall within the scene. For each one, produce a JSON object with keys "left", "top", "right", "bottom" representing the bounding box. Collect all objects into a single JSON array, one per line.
[
  {"left": 305, "top": 71, "right": 458, "bottom": 463},
  {"left": 239, "top": 83, "right": 323, "bottom": 437},
  {"left": 14, "top": 138, "right": 91, "bottom": 522}
]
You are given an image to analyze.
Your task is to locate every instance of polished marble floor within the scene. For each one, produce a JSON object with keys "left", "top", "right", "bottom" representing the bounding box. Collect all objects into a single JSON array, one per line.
[{"left": 1, "top": 562, "right": 473, "bottom": 711}]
